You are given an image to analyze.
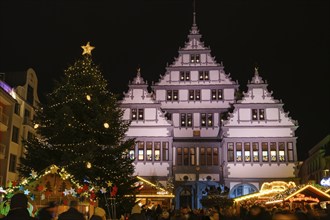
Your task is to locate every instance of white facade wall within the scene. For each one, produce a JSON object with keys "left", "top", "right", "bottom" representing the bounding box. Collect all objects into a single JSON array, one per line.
[
  {"left": 226, "top": 127, "right": 294, "bottom": 138},
  {"left": 134, "top": 163, "right": 170, "bottom": 177},
  {"left": 228, "top": 163, "right": 295, "bottom": 178},
  {"left": 126, "top": 127, "right": 171, "bottom": 137}
]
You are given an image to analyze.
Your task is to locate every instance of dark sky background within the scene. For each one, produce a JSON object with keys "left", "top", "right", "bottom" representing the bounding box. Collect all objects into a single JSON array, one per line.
[{"left": 0, "top": 0, "right": 329, "bottom": 161}]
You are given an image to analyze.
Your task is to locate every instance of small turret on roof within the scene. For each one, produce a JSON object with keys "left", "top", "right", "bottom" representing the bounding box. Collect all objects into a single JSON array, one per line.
[
  {"left": 250, "top": 67, "right": 265, "bottom": 84},
  {"left": 131, "top": 68, "right": 146, "bottom": 85}
]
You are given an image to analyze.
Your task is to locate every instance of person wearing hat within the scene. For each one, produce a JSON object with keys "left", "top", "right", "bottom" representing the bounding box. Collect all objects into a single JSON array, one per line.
[
  {"left": 2, "top": 192, "right": 36, "bottom": 220},
  {"left": 129, "top": 204, "right": 146, "bottom": 220},
  {"left": 58, "top": 200, "right": 84, "bottom": 220},
  {"left": 36, "top": 201, "right": 58, "bottom": 220},
  {"left": 90, "top": 207, "right": 106, "bottom": 220}
]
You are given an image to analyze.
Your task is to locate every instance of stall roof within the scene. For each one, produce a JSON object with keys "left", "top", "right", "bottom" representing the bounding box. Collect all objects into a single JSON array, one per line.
[{"left": 266, "top": 184, "right": 330, "bottom": 205}]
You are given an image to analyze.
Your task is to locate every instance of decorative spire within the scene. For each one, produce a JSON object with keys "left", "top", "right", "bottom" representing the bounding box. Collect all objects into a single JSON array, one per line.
[
  {"left": 190, "top": 0, "right": 199, "bottom": 36},
  {"left": 131, "top": 67, "right": 145, "bottom": 85},
  {"left": 137, "top": 67, "right": 141, "bottom": 78},
  {"left": 254, "top": 66, "right": 259, "bottom": 76},
  {"left": 81, "top": 42, "right": 95, "bottom": 55},
  {"left": 193, "top": 0, "right": 196, "bottom": 27},
  {"left": 250, "top": 67, "right": 264, "bottom": 84}
]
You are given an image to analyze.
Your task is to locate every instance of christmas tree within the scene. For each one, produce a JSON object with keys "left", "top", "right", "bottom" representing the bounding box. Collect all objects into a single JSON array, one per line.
[{"left": 19, "top": 42, "right": 137, "bottom": 215}]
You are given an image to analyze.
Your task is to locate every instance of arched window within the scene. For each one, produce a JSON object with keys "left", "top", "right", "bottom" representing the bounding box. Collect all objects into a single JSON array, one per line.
[{"left": 229, "top": 183, "right": 258, "bottom": 198}]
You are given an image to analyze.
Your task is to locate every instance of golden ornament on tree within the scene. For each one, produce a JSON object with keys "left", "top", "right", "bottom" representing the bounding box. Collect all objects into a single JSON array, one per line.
[{"left": 81, "top": 42, "right": 95, "bottom": 55}]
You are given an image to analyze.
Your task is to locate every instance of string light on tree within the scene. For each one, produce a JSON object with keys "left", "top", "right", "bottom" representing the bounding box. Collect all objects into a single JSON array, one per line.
[
  {"left": 103, "top": 122, "right": 109, "bottom": 129},
  {"left": 86, "top": 94, "right": 91, "bottom": 101},
  {"left": 86, "top": 162, "right": 92, "bottom": 169}
]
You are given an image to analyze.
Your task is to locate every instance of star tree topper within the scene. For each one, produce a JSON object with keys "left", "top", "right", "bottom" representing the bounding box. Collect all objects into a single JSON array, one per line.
[{"left": 81, "top": 42, "right": 95, "bottom": 55}]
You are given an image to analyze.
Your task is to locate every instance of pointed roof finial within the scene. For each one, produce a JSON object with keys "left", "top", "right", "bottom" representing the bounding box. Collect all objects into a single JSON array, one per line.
[
  {"left": 193, "top": 0, "right": 196, "bottom": 26},
  {"left": 254, "top": 66, "right": 259, "bottom": 76},
  {"left": 137, "top": 67, "right": 141, "bottom": 78}
]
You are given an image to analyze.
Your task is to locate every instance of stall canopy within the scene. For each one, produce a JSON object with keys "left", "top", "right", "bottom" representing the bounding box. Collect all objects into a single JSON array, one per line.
[
  {"left": 266, "top": 184, "right": 330, "bottom": 205},
  {"left": 234, "top": 181, "right": 296, "bottom": 203}
]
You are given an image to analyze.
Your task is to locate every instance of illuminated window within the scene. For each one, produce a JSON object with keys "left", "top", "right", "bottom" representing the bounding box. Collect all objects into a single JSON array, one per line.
[
  {"left": 244, "top": 143, "right": 251, "bottom": 162},
  {"left": 189, "top": 90, "right": 201, "bottom": 101},
  {"left": 162, "top": 142, "right": 169, "bottom": 161},
  {"left": 181, "top": 113, "right": 192, "bottom": 127},
  {"left": 211, "top": 89, "right": 223, "bottom": 100},
  {"left": 227, "top": 143, "right": 234, "bottom": 162},
  {"left": 180, "top": 71, "right": 190, "bottom": 81},
  {"left": 259, "top": 109, "right": 265, "bottom": 120},
  {"left": 173, "top": 90, "right": 178, "bottom": 100},
  {"left": 183, "top": 147, "right": 189, "bottom": 165},
  {"left": 146, "top": 142, "right": 153, "bottom": 161},
  {"left": 166, "top": 90, "right": 179, "bottom": 101},
  {"left": 154, "top": 142, "right": 161, "bottom": 161},
  {"left": 177, "top": 147, "right": 196, "bottom": 166},
  {"left": 252, "top": 109, "right": 265, "bottom": 120},
  {"left": 262, "top": 142, "right": 268, "bottom": 162},
  {"left": 131, "top": 109, "right": 144, "bottom": 121},
  {"left": 190, "top": 54, "right": 200, "bottom": 63},
  {"left": 236, "top": 143, "right": 242, "bottom": 162},
  {"left": 253, "top": 142, "right": 259, "bottom": 162},
  {"left": 201, "top": 113, "right": 213, "bottom": 127},
  {"left": 177, "top": 148, "right": 182, "bottom": 165},
  {"left": 213, "top": 148, "right": 218, "bottom": 165},
  {"left": 200, "top": 147, "right": 206, "bottom": 165},
  {"left": 279, "top": 142, "right": 285, "bottom": 162},
  {"left": 206, "top": 147, "right": 212, "bottom": 165},
  {"left": 138, "top": 142, "right": 144, "bottom": 161},
  {"left": 129, "top": 145, "right": 135, "bottom": 160},
  {"left": 138, "top": 109, "right": 144, "bottom": 120},
  {"left": 199, "top": 71, "right": 209, "bottom": 80},
  {"left": 287, "top": 142, "right": 294, "bottom": 161},
  {"left": 190, "top": 147, "right": 196, "bottom": 166},
  {"left": 252, "top": 109, "right": 258, "bottom": 120},
  {"left": 200, "top": 147, "right": 218, "bottom": 166},
  {"left": 270, "top": 142, "right": 277, "bottom": 162}
]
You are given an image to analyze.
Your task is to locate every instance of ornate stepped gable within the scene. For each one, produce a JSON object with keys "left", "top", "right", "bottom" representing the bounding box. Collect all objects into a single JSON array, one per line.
[
  {"left": 154, "top": 14, "right": 236, "bottom": 86},
  {"left": 222, "top": 68, "right": 298, "bottom": 129},
  {"left": 121, "top": 68, "right": 172, "bottom": 127}
]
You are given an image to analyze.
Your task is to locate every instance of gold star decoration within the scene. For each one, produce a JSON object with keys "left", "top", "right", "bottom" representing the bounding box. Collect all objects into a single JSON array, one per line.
[
  {"left": 50, "top": 165, "right": 59, "bottom": 174},
  {"left": 81, "top": 42, "right": 95, "bottom": 55},
  {"left": 107, "top": 181, "right": 113, "bottom": 187}
]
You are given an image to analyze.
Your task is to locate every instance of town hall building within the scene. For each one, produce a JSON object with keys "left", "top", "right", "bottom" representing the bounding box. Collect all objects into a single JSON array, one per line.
[{"left": 120, "top": 13, "right": 299, "bottom": 209}]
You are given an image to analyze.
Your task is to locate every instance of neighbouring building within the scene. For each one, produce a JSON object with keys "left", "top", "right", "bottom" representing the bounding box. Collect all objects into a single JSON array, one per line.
[
  {"left": 123, "top": 13, "right": 299, "bottom": 209},
  {"left": 299, "top": 135, "right": 330, "bottom": 185},
  {"left": 0, "top": 68, "right": 40, "bottom": 186}
]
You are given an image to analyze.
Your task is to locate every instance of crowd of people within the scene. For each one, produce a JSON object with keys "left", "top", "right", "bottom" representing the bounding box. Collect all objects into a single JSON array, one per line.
[
  {"left": 0, "top": 193, "right": 106, "bottom": 220},
  {"left": 126, "top": 202, "right": 330, "bottom": 220},
  {"left": 1, "top": 193, "right": 330, "bottom": 220}
]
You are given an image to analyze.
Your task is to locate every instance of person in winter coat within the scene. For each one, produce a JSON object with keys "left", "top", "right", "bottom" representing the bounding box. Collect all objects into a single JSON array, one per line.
[
  {"left": 36, "top": 201, "right": 58, "bottom": 220},
  {"left": 1, "top": 193, "right": 36, "bottom": 220},
  {"left": 58, "top": 200, "right": 84, "bottom": 220}
]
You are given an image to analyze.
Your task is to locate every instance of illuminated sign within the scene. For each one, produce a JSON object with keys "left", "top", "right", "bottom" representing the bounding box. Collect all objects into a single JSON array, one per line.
[{"left": 320, "top": 177, "right": 330, "bottom": 187}]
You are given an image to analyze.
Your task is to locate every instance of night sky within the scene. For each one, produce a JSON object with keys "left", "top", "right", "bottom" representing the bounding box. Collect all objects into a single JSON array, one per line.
[{"left": 1, "top": 0, "right": 329, "bottom": 161}]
